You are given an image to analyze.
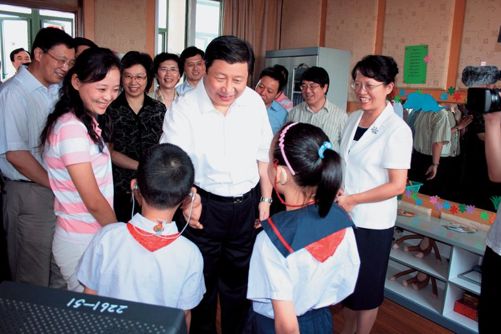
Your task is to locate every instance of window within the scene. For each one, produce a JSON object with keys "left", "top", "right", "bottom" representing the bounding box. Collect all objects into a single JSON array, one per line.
[
  {"left": 194, "top": 0, "right": 220, "bottom": 51},
  {"left": 156, "top": 0, "right": 220, "bottom": 55},
  {"left": 0, "top": 4, "right": 75, "bottom": 80},
  {"left": 157, "top": 0, "right": 187, "bottom": 55}
]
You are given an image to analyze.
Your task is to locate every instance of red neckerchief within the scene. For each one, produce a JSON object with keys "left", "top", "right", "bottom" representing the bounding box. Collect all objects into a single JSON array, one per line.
[{"left": 126, "top": 223, "right": 179, "bottom": 252}]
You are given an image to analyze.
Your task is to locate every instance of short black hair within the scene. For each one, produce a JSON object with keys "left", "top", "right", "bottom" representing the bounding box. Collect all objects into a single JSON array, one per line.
[
  {"left": 351, "top": 55, "right": 398, "bottom": 84},
  {"left": 121, "top": 51, "right": 154, "bottom": 92},
  {"left": 153, "top": 52, "right": 182, "bottom": 77},
  {"left": 204, "top": 35, "right": 255, "bottom": 75},
  {"left": 273, "top": 64, "right": 289, "bottom": 83},
  {"left": 10, "top": 48, "right": 28, "bottom": 62},
  {"left": 137, "top": 144, "right": 194, "bottom": 210},
  {"left": 301, "top": 66, "right": 330, "bottom": 91},
  {"left": 31, "top": 27, "right": 74, "bottom": 58},
  {"left": 74, "top": 37, "right": 98, "bottom": 49},
  {"left": 273, "top": 122, "right": 342, "bottom": 218},
  {"left": 180, "top": 46, "right": 204, "bottom": 70},
  {"left": 259, "top": 66, "right": 287, "bottom": 92}
]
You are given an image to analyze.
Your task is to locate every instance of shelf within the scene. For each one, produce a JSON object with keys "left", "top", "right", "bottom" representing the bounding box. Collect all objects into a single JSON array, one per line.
[
  {"left": 386, "top": 262, "right": 444, "bottom": 315},
  {"left": 396, "top": 215, "right": 486, "bottom": 255},
  {"left": 443, "top": 284, "right": 478, "bottom": 333},
  {"left": 390, "top": 245, "right": 448, "bottom": 281},
  {"left": 449, "top": 277, "right": 481, "bottom": 295},
  {"left": 448, "top": 248, "right": 482, "bottom": 294}
]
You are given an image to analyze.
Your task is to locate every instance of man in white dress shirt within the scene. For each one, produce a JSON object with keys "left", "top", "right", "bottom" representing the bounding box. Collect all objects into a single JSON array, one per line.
[{"left": 160, "top": 35, "right": 273, "bottom": 334}]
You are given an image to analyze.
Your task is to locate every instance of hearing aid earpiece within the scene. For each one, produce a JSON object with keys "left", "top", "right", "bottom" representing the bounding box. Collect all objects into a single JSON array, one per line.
[{"left": 278, "top": 166, "right": 288, "bottom": 185}]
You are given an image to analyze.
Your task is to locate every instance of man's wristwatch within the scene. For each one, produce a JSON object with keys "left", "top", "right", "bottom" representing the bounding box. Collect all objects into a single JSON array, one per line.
[{"left": 260, "top": 196, "right": 273, "bottom": 204}]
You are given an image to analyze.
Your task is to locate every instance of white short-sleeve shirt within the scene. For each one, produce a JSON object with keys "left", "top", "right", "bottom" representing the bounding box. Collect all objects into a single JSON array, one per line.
[
  {"left": 340, "top": 103, "right": 413, "bottom": 230},
  {"left": 160, "top": 79, "right": 273, "bottom": 196},
  {"left": 247, "top": 227, "right": 360, "bottom": 318},
  {"left": 76, "top": 213, "right": 205, "bottom": 310}
]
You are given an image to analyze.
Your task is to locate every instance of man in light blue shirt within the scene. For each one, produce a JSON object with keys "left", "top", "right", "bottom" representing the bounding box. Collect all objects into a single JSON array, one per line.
[
  {"left": 0, "top": 27, "right": 74, "bottom": 287},
  {"left": 255, "top": 67, "right": 288, "bottom": 134},
  {"left": 176, "top": 46, "right": 205, "bottom": 96}
]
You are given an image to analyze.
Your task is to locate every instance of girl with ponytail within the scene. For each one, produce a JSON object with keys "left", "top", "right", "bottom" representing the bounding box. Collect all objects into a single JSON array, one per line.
[{"left": 247, "top": 122, "right": 360, "bottom": 334}]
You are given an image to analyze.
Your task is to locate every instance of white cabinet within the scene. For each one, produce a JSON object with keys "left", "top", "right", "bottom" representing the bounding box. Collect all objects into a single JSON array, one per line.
[
  {"left": 385, "top": 205, "right": 486, "bottom": 334},
  {"left": 265, "top": 47, "right": 351, "bottom": 109}
]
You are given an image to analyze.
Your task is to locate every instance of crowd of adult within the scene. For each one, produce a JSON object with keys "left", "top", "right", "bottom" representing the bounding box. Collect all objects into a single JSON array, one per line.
[{"left": 8, "top": 26, "right": 498, "bottom": 334}]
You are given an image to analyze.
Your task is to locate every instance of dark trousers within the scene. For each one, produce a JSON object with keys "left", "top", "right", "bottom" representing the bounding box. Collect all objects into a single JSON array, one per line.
[
  {"left": 113, "top": 189, "right": 139, "bottom": 223},
  {"left": 249, "top": 308, "right": 333, "bottom": 334},
  {"left": 479, "top": 246, "right": 501, "bottom": 334},
  {"left": 184, "top": 186, "right": 259, "bottom": 334},
  {"left": 409, "top": 150, "right": 459, "bottom": 199}
]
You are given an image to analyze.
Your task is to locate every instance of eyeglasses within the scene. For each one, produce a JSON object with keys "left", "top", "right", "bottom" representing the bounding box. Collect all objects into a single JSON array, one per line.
[
  {"left": 45, "top": 51, "right": 75, "bottom": 68},
  {"left": 350, "top": 81, "right": 384, "bottom": 92},
  {"left": 158, "top": 67, "right": 179, "bottom": 73},
  {"left": 300, "top": 83, "right": 321, "bottom": 91},
  {"left": 123, "top": 74, "right": 147, "bottom": 82}
]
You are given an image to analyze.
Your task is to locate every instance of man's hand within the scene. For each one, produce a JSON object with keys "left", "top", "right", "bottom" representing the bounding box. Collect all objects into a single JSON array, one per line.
[
  {"left": 182, "top": 187, "right": 203, "bottom": 229},
  {"left": 425, "top": 164, "right": 438, "bottom": 180},
  {"left": 255, "top": 201, "right": 271, "bottom": 229}
]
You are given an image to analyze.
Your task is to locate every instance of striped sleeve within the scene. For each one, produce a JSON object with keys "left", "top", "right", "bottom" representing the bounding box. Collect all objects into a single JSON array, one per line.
[{"left": 58, "top": 121, "right": 92, "bottom": 166}]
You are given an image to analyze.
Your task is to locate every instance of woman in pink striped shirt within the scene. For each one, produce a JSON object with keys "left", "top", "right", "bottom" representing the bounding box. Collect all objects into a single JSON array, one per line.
[{"left": 41, "top": 47, "right": 121, "bottom": 291}]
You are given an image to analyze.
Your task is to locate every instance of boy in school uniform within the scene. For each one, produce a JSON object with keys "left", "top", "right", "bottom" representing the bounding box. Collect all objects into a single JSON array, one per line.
[{"left": 76, "top": 143, "right": 205, "bottom": 331}]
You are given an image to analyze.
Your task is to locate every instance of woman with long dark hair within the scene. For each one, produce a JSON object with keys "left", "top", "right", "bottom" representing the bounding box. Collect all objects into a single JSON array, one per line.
[{"left": 41, "top": 47, "right": 121, "bottom": 291}]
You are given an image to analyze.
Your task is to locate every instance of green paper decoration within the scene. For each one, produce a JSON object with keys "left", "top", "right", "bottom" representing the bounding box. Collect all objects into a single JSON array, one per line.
[
  {"left": 459, "top": 203, "right": 466, "bottom": 213},
  {"left": 490, "top": 196, "right": 501, "bottom": 211}
]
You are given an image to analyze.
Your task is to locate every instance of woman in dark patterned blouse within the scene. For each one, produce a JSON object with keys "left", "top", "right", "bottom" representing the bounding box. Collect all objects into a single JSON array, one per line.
[{"left": 101, "top": 51, "right": 166, "bottom": 222}]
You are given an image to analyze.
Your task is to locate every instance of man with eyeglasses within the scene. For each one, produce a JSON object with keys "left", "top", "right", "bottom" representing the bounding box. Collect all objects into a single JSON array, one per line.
[
  {"left": 0, "top": 27, "right": 74, "bottom": 287},
  {"left": 287, "top": 66, "right": 347, "bottom": 152}
]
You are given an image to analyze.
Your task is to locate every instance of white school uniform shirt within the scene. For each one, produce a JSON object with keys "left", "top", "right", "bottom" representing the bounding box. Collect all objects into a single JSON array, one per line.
[
  {"left": 76, "top": 213, "right": 205, "bottom": 310},
  {"left": 160, "top": 79, "right": 273, "bottom": 197},
  {"left": 247, "top": 227, "right": 360, "bottom": 318},
  {"left": 340, "top": 103, "right": 413, "bottom": 230}
]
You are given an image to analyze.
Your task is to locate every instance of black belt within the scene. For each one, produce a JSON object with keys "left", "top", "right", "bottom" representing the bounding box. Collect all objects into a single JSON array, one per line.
[
  {"left": 196, "top": 186, "right": 254, "bottom": 204},
  {"left": 4, "top": 177, "right": 34, "bottom": 183}
]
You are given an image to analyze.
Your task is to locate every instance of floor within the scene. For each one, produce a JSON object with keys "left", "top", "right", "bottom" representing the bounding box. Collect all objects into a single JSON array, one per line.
[
  {"left": 214, "top": 298, "right": 453, "bottom": 333},
  {"left": 331, "top": 300, "right": 452, "bottom": 334}
]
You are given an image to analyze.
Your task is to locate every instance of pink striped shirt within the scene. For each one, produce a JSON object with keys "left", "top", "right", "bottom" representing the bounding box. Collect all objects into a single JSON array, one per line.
[{"left": 44, "top": 113, "right": 113, "bottom": 234}]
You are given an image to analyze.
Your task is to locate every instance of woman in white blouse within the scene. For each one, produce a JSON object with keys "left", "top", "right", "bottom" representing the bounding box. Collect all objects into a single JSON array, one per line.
[{"left": 338, "top": 55, "right": 413, "bottom": 334}]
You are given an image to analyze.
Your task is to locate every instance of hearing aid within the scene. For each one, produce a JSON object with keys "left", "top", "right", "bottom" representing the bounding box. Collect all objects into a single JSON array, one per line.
[{"left": 278, "top": 166, "right": 288, "bottom": 185}]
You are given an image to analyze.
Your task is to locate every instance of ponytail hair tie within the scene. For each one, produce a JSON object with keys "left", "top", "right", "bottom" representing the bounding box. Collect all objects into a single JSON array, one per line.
[{"left": 318, "top": 141, "right": 333, "bottom": 159}]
